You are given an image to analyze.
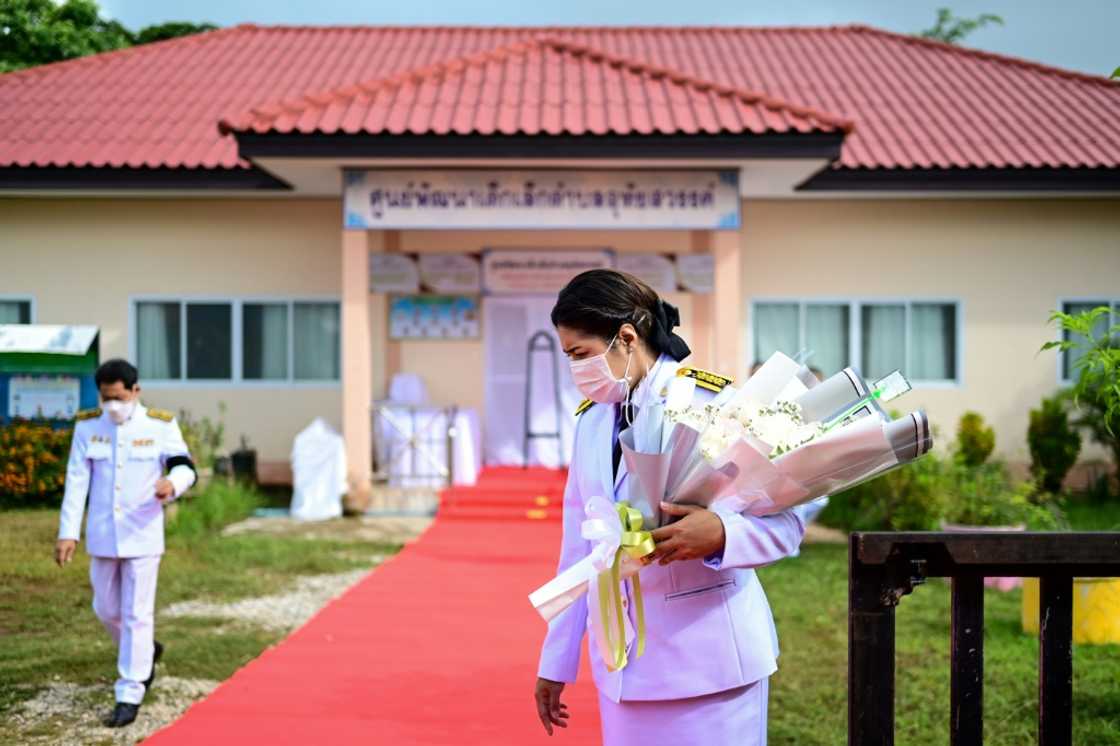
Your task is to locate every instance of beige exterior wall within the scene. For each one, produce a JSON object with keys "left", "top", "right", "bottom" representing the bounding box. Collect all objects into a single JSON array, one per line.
[
  {"left": 3, "top": 195, "right": 1117, "bottom": 474},
  {"left": 741, "top": 198, "right": 1120, "bottom": 462},
  {"left": 0, "top": 198, "right": 343, "bottom": 467}
]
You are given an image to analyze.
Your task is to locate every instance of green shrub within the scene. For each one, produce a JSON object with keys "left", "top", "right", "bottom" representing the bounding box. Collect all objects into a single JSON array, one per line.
[
  {"left": 165, "top": 479, "right": 262, "bottom": 538},
  {"left": 820, "top": 450, "right": 950, "bottom": 532},
  {"left": 820, "top": 448, "right": 1063, "bottom": 532},
  {"left": 177, "top": 403, "right": 226, "bottom": 471},
  {"left": 941, "top": 460, "right": 1060, "bottom": 529},
  {"left": 955, "top": 411, "right": 995, "bottom": 467},
  {"left": 0, "top": 423, "right": 72, "bottom": 505},
  {"left": 1027, "top": 394, "right": 1082, "bottom": 494}
]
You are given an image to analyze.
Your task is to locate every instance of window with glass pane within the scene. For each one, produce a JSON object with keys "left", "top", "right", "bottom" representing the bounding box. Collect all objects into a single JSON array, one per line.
[
  {"left": 243, "top": 303, "right": 289, "bottom": 380},
  {"left": 0, "top": 300, "right": 31, "bottom": 324},
  {"left": 1062, "top": 301, "right": 1110, "bottom": 380},
  {"left": 186, "top": 303, "right": 232, "bottom": 379},
  {"left": 804, "top": 305, "right": 849, "bottom": 376},
  {"left": 136, "top": 302, "right": 181, "bottom": 379},
  {"left": 753, "top": 303, "right": 799, "bottom": 366},
  {"left": 294, "top": 303, "right": 340, "bottom": 380},
  {"left": 910, "top": 303, "right": 957, "bottom": 381},
  {"left": 860, "top": 304, "right": 906, "bottom": 380}
]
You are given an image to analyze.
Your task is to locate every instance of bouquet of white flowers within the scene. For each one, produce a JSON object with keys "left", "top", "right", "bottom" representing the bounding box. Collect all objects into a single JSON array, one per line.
[{"left": 529, "top": 351, "right": 932, "bottom": 670}]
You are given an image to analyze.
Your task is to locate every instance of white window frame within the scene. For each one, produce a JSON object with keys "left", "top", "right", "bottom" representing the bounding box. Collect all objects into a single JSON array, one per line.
[
  {"left": 748, "top": 297, "right": 965, "bottom": 388},
  {"left": 0, "top": 294, "right": 36, "bottom": 323},
  {"left": 1055, "top": 296, "right": 1119, "bottom": 385},
  {"left": 129, "top": 295, "right": 342, "bottom": 388}
]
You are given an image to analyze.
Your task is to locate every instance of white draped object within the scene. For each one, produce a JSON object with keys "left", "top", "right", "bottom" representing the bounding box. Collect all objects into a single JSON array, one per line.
[
  {"left": 290, "top": 418, "right": 347, "bottom": 521},
  {"left": 389, "top": 373, "right": 428, "bottom": 405}
]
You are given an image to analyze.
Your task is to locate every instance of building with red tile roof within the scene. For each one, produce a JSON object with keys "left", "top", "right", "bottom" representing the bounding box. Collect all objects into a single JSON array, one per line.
[{"left": 1, "top": 24, "right": 1117, "bottom": 489}]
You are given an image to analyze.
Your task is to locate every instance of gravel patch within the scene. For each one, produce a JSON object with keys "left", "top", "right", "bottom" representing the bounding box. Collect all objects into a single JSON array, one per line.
[
  {"left": 8, "top": 676, "right": 218, "bottom": 745},
  {"left": 161, "top": 567, "right": 374, "bottom": 632},
  {"left": 222, "top": 515, "right": 432, "bottom": 545},
  {"left": 804, "top": 523, "right": 847, "bottom": 544}
]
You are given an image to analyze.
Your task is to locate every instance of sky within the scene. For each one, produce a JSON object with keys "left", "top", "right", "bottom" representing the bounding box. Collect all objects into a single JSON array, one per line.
[{"left": 99, "top": 0, "right": 1118, "bottom": 78}]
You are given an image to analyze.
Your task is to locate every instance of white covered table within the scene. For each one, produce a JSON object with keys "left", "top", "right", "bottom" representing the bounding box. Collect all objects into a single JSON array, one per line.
[{"left": 373, "top": 402, "right": 480, "bottom": 488}]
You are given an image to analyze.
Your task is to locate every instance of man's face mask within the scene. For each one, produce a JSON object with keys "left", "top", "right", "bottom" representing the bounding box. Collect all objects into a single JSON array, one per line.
[{"left": 99, "top": 383, "right": 138, "bottom": 425}]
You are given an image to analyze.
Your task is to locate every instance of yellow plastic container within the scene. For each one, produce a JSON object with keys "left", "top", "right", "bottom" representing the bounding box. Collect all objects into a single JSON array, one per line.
[{"left": 1021, "top": 577, "right": 1120, "bottom": 644}]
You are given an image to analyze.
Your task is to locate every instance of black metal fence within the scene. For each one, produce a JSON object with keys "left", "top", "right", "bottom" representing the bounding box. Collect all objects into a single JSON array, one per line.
[{"left": 848, "top": 531, "right": 1120, "bottom": 746}]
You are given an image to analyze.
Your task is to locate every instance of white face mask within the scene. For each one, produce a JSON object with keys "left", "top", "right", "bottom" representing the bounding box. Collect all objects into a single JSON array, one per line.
[
  {"left": 569, "top": 336, "right": 632, "bottom": 404},
  {"left": 103, "top": 399, "right": 136, "bottom": 425}
]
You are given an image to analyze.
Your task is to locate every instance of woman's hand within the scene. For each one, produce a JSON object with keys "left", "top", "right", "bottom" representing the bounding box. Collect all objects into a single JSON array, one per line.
[
  {"left": 650, "top": 502, "right": 726, "bottom": 565},
  {"left": 535, "top": 677, "right": 569, "bottom": 735}
]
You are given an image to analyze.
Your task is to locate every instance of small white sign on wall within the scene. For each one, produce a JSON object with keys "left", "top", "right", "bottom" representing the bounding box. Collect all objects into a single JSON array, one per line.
[
  {"left": 369, "top": 253, "right": 421, "bottom": 294},
  {"left": 481, "top": 249, "right": 615, "bottom": 295}
]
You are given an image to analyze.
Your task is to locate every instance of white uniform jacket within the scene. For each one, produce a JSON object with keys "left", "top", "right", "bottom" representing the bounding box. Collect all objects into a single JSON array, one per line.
[
  {"left": 58, "top": 403, "right": 196, "bottom": 558},
  {"left": 538, "top": 357, "right": 806, "bottom": 703}
]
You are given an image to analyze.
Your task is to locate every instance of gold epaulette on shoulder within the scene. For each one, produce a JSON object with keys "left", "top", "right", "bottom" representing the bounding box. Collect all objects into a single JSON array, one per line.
[
  {"left": 146, "top": 408, "right": 174, "bottom": 422},
  {"left": 574, "top": 399, "right": 595, "bottom": 416},
  {"left": 676, "top": 367, "right": 734, "bottom": 393},
  {"left": 75, "top": 408, "right": 101, "bottom": 421}
]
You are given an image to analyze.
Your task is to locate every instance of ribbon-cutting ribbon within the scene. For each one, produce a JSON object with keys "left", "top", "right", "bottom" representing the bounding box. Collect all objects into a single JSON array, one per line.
[{"left": 581, "top": 496, "right": 656, "bottom": 672}]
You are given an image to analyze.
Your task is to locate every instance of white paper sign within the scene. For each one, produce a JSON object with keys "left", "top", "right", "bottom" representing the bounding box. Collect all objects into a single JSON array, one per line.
[
  {"left": 482, "top": 250, "right": 614, "bottom": 295},
  {"left": 417, "top": 254, "right": 482, "bottom": 294},
  {"left": 370, "top": 254, "right": 420, "bottom": 293},
  {"left": 675, "top": 254, "right": 715, "bottom": 294},
  {"left": 344, "top": 170, "right": 740, "bottom": 230},
  {"left": 617, "top": 254, "right": 678, "bottom": 295},
  {"left": 9, "top": 376, "right": 81, "bottom": 420}
]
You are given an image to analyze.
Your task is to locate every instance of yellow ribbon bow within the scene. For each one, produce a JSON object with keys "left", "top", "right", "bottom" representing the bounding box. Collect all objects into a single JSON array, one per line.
[{"left": 596, "top": 501, "right": 655, "bottom": 672}]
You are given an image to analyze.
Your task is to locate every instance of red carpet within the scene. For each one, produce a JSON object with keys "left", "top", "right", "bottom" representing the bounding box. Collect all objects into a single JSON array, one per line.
[{"left": 148, "top": 468, "right": 602, "bottom": 745}]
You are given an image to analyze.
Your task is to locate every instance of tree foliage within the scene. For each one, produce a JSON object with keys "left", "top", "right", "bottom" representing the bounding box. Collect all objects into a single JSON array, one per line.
[
  {"left": 1043, "top": 306, "right": 1120, "bottom": 479},
  {"left": 0, "top": 0, "right": 215, "bottom": 73},
  {"left": 919, "top": 7, "right": 1004, "bottom": 45}
]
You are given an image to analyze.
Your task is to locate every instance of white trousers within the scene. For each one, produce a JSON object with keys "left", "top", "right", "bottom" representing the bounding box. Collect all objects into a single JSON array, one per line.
[
  {"left": 89, "top": 555, "right": 161, "bottom": 705},
  {"left": 599, "top": 677, "right": 769, "bottom": 746}
]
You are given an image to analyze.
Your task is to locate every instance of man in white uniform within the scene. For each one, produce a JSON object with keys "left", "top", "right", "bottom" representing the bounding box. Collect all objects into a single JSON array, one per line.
[{"left": 54, "top": 359, "right": 196, "bottom": 728}]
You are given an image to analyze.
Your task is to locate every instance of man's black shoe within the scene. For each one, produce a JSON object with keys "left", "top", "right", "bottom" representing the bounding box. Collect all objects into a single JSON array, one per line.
[
  {"left": 143, "top": 641, "right": 164, "bottom": 690},
  {"left": 104, "top": 702, "right": 140, "bottom": 728}
]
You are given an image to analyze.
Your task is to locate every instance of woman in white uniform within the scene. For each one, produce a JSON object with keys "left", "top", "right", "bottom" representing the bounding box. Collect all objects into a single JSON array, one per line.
[{"left": 533, "top": 270, "right": 807, "bottom": 745}]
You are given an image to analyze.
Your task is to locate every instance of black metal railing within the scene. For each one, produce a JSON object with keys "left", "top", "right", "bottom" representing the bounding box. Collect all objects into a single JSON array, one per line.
[{"left": 848, "top": 531, "right": 1120, "bottom": 746}]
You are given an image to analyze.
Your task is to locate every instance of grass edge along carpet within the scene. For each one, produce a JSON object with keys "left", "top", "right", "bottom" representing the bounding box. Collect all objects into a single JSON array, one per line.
[{"left": 147, "top": 467, "right": 602, "bottom": 745}]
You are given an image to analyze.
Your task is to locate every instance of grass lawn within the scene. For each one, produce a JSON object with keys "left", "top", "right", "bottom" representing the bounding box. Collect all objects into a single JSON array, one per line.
[
  {"left": 0, "top": 500, "right": 401, "bottom": 743},
  {"left": 2, "top": 489, "right": 1117, "bottom": 744},
  {"left": 760, "top": 540, "right": 1120, "bottom": 745}
]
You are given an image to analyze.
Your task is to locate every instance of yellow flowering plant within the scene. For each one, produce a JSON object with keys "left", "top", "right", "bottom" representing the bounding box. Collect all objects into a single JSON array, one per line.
[{"left": 0, "top": 422, "right": 73, "bottom": 504}]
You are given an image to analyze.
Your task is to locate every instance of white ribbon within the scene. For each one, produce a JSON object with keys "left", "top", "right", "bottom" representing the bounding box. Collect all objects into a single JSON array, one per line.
[{"left": 581, "top": 495, "right": 623, "bottom": 573}]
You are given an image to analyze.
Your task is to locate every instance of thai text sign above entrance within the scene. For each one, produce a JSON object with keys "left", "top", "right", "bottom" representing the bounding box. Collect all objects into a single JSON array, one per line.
[
  {"left": 481, "top": 249, "right": 614, "bottom": 295},
  {"left": 343, "top": 170, "right": 741, "bottom": 230}
]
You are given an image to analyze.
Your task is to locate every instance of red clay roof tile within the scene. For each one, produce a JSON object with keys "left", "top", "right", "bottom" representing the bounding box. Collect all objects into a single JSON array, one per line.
[{"left": 219, "top": 39, "right": 851, "bottom": 140}]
